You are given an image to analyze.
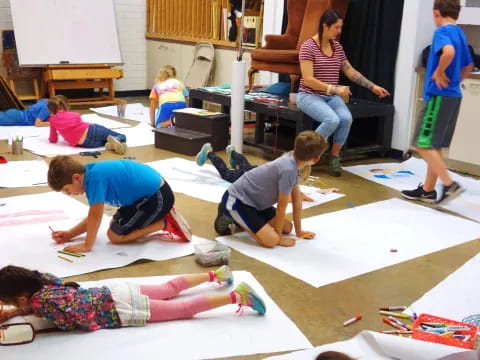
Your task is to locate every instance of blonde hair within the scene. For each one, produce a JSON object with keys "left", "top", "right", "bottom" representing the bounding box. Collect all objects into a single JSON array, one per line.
[{"left": 156, "top": 65, "right": 177, "bottom": 83}]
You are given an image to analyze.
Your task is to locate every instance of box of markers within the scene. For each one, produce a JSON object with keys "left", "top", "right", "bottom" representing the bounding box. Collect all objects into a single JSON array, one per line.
[{"left": 412, "top": 313, "right": 477, "bottom": 349}]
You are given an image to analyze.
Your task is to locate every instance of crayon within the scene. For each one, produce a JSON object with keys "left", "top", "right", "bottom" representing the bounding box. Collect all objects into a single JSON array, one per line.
[
  {"left": 343, "top": 315, "right": 362, "bottom": 326},
  {"left": 57, "top": 255, "right": 73, "bottom": 263},
  {"left": 58, "top": 250, "right": 85, "bottom": 258}
]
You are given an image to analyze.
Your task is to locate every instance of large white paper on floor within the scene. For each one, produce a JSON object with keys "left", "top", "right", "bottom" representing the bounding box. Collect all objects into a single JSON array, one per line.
[
  {"left": 79, "top": 113, "right": 132, "bottom": 129},
  {"left": 344, "top": 157, "right": 480, "bottom": 222},
  {"left": 2, "top": 272, "right": 312, "bottom": 360},
  {"left": 406, "top": 253, "right": 480, "bottom": 322},
  {"left": 265, "top": 330, "right": 479, "bottom": 360},
  {"left": 0, "top": 125, "right": 49, "bottom": 140},
  {"left": 90, "top": 103, "right": 150, "bottom": 123},
  {"left": 0, "top": 160, "right": 49, "bottom": 187},
  {"left": 217, "top": 199, "right": 480, "bottom": 287},
  {"left": 0, "top": 192, "right": 195, "bottom": 277},
  {"left": 147, "top": 157, "right": 344, "bottom": 213},
  {"left": 23, "top": 123, "right": 154, "bottom": 157}
]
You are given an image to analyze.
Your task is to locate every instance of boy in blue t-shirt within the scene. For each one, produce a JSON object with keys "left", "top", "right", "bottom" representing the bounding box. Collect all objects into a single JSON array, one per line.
[
  {"left": 402, "top": 0, "right": 473, "bottom": 205},
  {"left": 47, "top": 156, "right": 192, "bottom": 253},
  {"left": 0, "top": 99, "right": 51, "bottom": 126},
  {"left": 214, "top": 131, "right": 328, "bottom": 248}
]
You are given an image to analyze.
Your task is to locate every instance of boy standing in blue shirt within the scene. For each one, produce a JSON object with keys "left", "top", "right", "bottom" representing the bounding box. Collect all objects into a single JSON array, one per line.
[
  {"left": 215, "top": 131, "right": 328, "bottom": 248},
  {"left": 402, "top": 0, "right": 473, "bottom": 205},
  {"left": 47, "top": 156, "right": 192, "bottom": 253}
]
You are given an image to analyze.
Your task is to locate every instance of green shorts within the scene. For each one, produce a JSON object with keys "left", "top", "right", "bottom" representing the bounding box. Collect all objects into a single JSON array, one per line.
[{"left": 413, "top": 95, "right": 461, "bottom": 150}]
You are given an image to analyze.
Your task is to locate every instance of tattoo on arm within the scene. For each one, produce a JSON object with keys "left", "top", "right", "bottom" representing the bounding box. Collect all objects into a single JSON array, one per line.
[
  {"left": 351, "top": 71, "right": 375, "bottom": 89},
  {"left": 342, "top": 60, "right": 375, "bottom": 89},
  {"left": 341, "top": 60, "right": 353, "bottom": 73}
]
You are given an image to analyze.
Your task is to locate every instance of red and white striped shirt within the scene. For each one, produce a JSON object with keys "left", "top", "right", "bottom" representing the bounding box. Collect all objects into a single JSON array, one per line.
[{"left": 298, "top": 38, "right": 347, "bottom": 95}]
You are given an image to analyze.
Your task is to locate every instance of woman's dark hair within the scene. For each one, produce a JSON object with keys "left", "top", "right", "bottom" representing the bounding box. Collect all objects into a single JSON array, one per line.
[
  {"left": 318, "top": 9, "right": 342, "bottom": 41},
  {"left": 0, "top": 265, "right": 78, "bottom": 302}
]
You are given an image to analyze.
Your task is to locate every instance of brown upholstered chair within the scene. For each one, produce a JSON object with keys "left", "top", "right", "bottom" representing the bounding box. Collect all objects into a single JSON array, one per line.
[{"left": 248, "top": 0, "right": 349, "bottom": 91}]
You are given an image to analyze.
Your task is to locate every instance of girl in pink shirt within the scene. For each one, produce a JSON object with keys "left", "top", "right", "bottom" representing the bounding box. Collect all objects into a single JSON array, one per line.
[{"left": 48, "top": 98, "right": 127, "bottom": 154}]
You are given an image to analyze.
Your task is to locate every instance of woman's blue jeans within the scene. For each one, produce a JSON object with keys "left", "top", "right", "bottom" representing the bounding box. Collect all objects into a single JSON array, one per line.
[{"left": 296, "top": 92, "right": 353, "bottom": 146}]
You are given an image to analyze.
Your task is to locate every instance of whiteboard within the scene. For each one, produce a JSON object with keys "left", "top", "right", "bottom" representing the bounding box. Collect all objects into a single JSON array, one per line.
[{"left": 9, "top": 0, "right": 122, "bottom": 65}]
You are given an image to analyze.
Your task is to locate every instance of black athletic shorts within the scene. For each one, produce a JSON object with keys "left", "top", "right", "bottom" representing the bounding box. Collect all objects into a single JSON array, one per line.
[{"left": 110, "top": 182, "right": 174, "bottom": 235}]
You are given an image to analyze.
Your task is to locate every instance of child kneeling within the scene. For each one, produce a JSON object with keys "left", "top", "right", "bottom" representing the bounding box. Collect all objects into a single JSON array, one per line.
[
  {"left": 47, "top": 156, "right": 192, "bottom": 254},
  {"left": 215, "top": 131, "right": 328, "bottom": 248}
]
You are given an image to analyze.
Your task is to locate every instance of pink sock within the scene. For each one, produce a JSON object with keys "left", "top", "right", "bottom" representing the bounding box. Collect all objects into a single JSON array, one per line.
[{"left": 148, "top": 296, "right": 211, "bottom": 322}]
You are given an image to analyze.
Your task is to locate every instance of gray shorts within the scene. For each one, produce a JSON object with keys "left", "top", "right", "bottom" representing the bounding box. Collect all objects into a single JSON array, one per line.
[{"left": 413, "top": 95, "right": 461, "bottom": 150}]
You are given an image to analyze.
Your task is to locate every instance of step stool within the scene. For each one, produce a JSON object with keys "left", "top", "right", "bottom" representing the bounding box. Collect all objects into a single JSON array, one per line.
[
  {"left": 173, "top": 112, "right": 229, "bottom": 150},
  {"left": 154, "top": 127, "right": 212, "bottom": 156}
]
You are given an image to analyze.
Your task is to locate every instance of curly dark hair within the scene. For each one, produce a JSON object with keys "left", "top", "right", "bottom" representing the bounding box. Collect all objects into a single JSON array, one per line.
[{"left": 0, "top": 265, "right": 78, "bottom": 302}]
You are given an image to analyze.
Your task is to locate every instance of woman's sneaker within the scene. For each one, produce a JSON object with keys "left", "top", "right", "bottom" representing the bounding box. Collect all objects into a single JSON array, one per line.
[
  {"left": 210, "top": 265, "right": 233, "bottom": 285},
  {"left": 196, "top": 143, "right": 212, "bottom": 166},
  {"left": 401, "top": 183, "right": 437, "bottom": 203},
  {"left": 163, "top": 207, "right": 192, "bottom": 242},
  {"left": 232, "top": 282, "right": 266, "bottom": 315},
  {"left": 328, "top": 156, "right": 342, "bottom": 177},
  {"left": 106, "top": 135, "right": 127, "bottom": 155},
  {"left": 435, "top": 181, "right": 464, "bottom": 205},
  {"left": 226, "top": 145, "right": 237, "bottom": 168}
]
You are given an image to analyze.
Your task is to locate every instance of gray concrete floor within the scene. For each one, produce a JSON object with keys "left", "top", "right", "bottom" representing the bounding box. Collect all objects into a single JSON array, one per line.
[{"left": 1, "top": 98, "right": 479, "bottom": 359}]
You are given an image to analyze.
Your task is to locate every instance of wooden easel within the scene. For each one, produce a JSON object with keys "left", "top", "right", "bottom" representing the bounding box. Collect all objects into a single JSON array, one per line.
[{"left": 42, "top": 64, "right": 124, "bottom": 106}]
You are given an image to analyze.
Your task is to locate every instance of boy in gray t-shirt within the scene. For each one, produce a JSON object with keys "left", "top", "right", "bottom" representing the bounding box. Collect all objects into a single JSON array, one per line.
[{"left": 215, "top": 131, "right": 328, "bottom": 248}]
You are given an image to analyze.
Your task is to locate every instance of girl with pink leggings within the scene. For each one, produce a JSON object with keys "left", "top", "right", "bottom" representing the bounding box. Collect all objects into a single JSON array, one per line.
[{"left": 0, "top": 265, "right": 266, "bottom": 331}]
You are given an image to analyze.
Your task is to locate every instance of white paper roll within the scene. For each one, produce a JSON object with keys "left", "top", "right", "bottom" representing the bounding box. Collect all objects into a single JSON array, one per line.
[{"left": 230, "top": 60, "right": 246, "bottom": 153}]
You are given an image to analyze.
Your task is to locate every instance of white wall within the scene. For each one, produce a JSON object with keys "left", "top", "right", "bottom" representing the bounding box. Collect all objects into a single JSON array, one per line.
[
  {"left": 0, "top": 0, "right": 146, "bottom": 92},
  {"left": 392, "top": 0, "right": 436, "bottom": 152},
  {"left": 147, "top": 41, "right": 253, "bottom": 88},
  {"left": 113, "top": 0, "right": 147, "bottom": 91}
]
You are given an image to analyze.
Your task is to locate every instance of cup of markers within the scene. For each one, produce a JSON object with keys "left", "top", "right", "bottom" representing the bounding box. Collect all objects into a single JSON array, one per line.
[
  {"left": 412, "top": 313, "right": 477, "bottom": 349},
  {"left": 12, "top": 136, "right": 23, "bottom": 155}
]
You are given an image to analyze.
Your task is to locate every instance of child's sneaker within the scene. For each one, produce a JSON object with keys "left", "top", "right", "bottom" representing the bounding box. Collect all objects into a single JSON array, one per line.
[
  {"left": 163, "top": 207, "right": 192, "bottom": 242},
  {"left": 106, "top": 135, "right": 127, "bottom": 155},
  {"left": 209, "top": 265, "right": 233, "bottom": 285},
  {"left": 196, "top": 143, "right": 213, "bottom": 166},
  {"left": 226, "top": 144, "right": 237, "bottom": 168},
  {"left": 435, "top": 181, "right": 464, "bottom": 205},
  {"left": 214, "top": 204, "right": 235, "bottom": 236},
  {"left": 401, "top": 183, "right": 437, "bottom": 203},
  {"left": 231, "top": 282, "right": 266, "bottom": 315}
]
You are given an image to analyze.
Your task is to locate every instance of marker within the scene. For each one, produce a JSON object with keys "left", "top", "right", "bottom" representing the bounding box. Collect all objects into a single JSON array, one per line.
[
  {"left": 58, "top": 250, "right": 85, "bottom": 258},
  {"left": 388, "top": 316, "right": 409, "bottom": 330},
  {"left": 57, "top": 255, "right": 73, "bottom": 263},
  {"left": 48, "top": 225, "right": 55, "bottom": 233},
  {"left": 59, "top": 60, "right": 70, "bottom": 64},
  {"left": 381, "top": 330, "right": 412, "bottom": 334},
  {"left": 383, "top": 318, "right": 405, "bottom": 330},
  {"left": 346, "top": 201, "right": 355, "bottom": 209},
  {"left": 379, "top": 311, "right": 412, "bottom": 319},
  {"left": 343, "top": 315, "right": 362, "bottom": 326},
  {"left": 379, "top": 306, "right": 406, "bottom": 311}
]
